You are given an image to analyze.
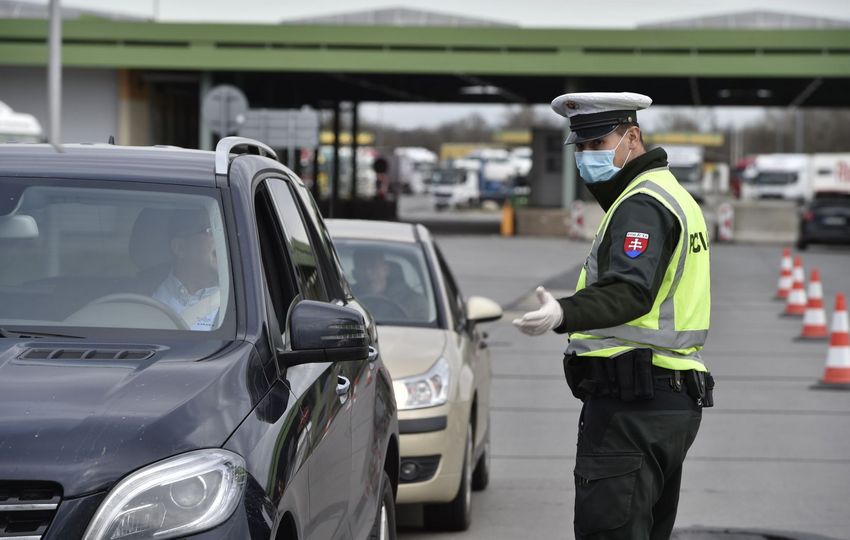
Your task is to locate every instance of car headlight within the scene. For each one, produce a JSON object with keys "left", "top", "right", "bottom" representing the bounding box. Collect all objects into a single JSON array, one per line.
[
  {"left": 83, "top": 449, "right": 246, "bottom": 540},
  {"left": 393, "top": 357, "right": 450, "bottom": 410}
]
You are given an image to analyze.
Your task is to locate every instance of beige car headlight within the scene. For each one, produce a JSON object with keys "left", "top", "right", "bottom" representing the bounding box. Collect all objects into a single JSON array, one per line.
[{"left": 393, "top": 357, "right": 450, "bottom": 410}]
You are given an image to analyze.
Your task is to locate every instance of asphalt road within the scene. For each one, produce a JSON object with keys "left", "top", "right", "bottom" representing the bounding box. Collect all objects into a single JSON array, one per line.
[{"left": 397, "top": 235, "right": 850, "bottom": 539}]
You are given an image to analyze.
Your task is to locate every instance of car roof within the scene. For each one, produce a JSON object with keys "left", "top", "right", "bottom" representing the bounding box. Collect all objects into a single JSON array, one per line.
[
  {"left": 326, "top": 219, "right": 422, "bottom": 244},
  {"left": 0, "top": 143, "right": 220, "bottom": 186}
]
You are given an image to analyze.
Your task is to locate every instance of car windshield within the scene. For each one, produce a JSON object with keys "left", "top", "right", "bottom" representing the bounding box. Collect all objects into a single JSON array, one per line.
[
  {"left": 752, "top": 171, "right": 797, "bottom": 185},
  {"left": 0, "top": 178, "right": 233, "bottom": 336},
  {"left": 432, "top": 169, "right": 465, "bottom": 186},
  {"left": 333, "top": 239, "right": 439, "bottom": 327}
]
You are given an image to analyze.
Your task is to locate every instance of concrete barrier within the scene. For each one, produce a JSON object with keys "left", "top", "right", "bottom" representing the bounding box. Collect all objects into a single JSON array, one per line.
[
  {"left": 515, "top": 204, "right": 604, "bottom": 239},
  {"left": 514, "top": 207, "right": 569, "bottom": 237},
  {"left": 728, "top": 200, "right": 798, "bottom": 244}
]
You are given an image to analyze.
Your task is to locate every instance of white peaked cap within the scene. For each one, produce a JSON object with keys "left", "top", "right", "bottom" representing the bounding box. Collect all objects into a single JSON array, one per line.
[{"left": 550, "top": 92, "right": 652, "bottom": 145}]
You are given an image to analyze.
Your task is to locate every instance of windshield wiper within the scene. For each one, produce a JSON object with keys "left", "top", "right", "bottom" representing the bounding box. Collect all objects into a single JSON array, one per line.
[{"left": 0, "top": 328, "right": 85, "bottom": 339}]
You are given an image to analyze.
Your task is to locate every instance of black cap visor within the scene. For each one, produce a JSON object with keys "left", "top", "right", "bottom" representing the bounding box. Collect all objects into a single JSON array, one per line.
[
  {"left": 565, "top": 123, "right": 620, "bottom": 145},
  {"left": 564, "top": 109, "right": 637, "bottom": 145}
]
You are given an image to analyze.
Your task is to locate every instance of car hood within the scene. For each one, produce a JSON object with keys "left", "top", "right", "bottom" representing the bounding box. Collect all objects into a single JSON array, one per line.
[
  {"left": 0, "top": 339, "right": 265, "bottom": 497},
  {"left": 376, "top": 326, "right": 448, "bottom": 379}
]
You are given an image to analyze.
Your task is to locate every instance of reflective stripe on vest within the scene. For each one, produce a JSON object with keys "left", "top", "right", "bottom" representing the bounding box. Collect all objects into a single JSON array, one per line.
[{"left": 567, "top": 167, "right": 710, "bottom": 371}]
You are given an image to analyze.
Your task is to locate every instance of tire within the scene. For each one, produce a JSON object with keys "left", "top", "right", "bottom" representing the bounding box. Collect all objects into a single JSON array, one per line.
[
  {"left": 471, "top": 423, "right": 490, "bottom": 491},
  {"left": 423, "top": 421, "right": 473, "bottom": 531},
  {"left": 797, "top": 239, "right": 808, "bottom": 250},
  {"left": 368, "top": 471, "right": 397, "bottom": 540}
]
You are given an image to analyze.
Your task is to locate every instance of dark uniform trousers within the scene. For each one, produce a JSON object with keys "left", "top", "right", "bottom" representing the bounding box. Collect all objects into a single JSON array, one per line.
[{"left": 573, "top": 379, "right": 701, "bottom": 539}]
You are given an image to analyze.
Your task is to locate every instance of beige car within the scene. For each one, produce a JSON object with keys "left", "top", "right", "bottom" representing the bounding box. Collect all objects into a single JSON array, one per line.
[{"left": 327, "top": 219, "right": 502, "bottom": 531}]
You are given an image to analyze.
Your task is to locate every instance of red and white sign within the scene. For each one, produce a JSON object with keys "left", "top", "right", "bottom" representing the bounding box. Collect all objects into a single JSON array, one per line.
[{"left": 624, "top": 232, "right": 649, "bottom": 258}]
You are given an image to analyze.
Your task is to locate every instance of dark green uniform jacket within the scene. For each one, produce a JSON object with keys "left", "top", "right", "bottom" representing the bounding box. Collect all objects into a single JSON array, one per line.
[{"left": 554, "top": 147, "right": 681, "bottom": 333}]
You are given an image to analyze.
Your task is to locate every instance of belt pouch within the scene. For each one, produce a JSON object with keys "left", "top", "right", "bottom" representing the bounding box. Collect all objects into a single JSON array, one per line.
[
  {"left": 614, "top": 349, "right": 654, "bottom": 401},
  {"left": 564, "top": 353, "right": 590, "bottom": 400}
]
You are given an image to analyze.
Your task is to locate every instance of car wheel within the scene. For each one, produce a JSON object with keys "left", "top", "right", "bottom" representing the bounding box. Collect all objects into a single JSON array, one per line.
[
  {"left": 423, "top": 420, "right": 473, "bottom": 531},
  {"left": 369, "top": 471, "right": 397, "bottom": 540},
  {"left": 471, "top": 422, "right": 490, "bottom": 491},
  {"left": 796, "top": 239, "right": 808, "bottom": 250}
]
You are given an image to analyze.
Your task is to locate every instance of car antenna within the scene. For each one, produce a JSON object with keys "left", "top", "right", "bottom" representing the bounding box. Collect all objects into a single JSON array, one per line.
[{"left": 108, "top": 135, "right": 115, "bottom": 145}]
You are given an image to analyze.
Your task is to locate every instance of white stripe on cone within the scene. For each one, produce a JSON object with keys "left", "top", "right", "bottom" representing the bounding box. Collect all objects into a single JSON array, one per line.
[
  {"left": 776, "top": 249, "right": 792, "bottom": 299},
  {"left": 820, "top": 293, "right": 850, "bottom": 386},
  {"left": 800, "top": 268, "right": 828, "bottom": 338},
  {"left": 784, "top": 257, "right": 807, "bottom": 316}
]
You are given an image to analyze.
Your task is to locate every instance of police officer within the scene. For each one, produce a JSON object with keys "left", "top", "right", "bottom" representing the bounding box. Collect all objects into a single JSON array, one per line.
[{"left": 512, "top": 92, "right": 714, "bottom": 539}]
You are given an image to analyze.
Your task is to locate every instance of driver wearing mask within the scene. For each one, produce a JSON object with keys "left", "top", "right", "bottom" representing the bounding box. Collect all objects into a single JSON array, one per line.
[{"left": 152, "top": 210, "right": 220, "bottom": 331}]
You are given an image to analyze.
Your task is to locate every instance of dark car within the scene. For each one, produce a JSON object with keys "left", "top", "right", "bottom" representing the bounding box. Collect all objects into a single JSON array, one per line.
[
  {"left": 0, "top": 138, "right": 399, "bottom": 540},
  {"left": 797, "top": 191, "right": 850, "bottom": 250}
]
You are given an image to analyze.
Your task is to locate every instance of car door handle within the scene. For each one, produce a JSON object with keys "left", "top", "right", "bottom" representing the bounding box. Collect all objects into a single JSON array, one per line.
[
  {"left": 336, "top": 375, "right": 351, "bottom": 396},
  {"left": 367, "top": 346, "right": 379, "bottom": 363}
]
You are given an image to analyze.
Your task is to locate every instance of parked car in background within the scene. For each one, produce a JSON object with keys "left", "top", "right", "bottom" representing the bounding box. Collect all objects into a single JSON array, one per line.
[
  {"left": 327, "top": 219, "right": 503, "bottom": 531},
  {"left": 797, "top": 191, "right": 850, "bottom": 250},
  {"left": 0, "top": 138, "right": 399, "bottom": 540}
]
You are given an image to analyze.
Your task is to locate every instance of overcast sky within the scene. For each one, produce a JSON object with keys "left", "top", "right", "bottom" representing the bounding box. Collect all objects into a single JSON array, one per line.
[{"left": 46, "top": 0, "right": 849, "bottom": 130}]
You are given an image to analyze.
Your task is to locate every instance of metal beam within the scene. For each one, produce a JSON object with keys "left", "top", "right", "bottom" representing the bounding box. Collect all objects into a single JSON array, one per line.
[
  {"left": 330, "top": 101, "right": 340, "bottom": 218},
  {"left": 328, "top": 73, "right": 432, "bottom": 102},
  {"left": 1, "top": 20, "right": 848, "bottom": 79},
  {"left": 47, "top": 0, "right": 61, "bottom": 145},
  {"left": 788, "top": 77, "right": 824, "bottom": 107},
  {"left": 689, "top": 77, "right": 702, "bottom": 106}
]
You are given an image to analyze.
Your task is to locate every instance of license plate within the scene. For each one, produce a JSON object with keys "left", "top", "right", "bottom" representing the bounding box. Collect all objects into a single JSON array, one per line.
[{"left": 822, "top": 216, "right": 847, "bottom": 226}]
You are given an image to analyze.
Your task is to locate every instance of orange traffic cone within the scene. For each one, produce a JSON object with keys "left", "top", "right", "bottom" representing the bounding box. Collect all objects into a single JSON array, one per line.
[
  {"left": 783, "top": 256, "right": 807, "bottom": 316},
  {"left": 775, "top": 247, "right": 793, "bottom": 300},
  {"left": 798, "top": 268, "right": 828, "bottom": 339},
  {"left": 813, "top": 293, "right": 850, "bottom": 390}
]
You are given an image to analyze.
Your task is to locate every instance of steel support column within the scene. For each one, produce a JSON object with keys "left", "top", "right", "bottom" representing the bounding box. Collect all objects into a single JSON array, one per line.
[
  {"left": 331, "top": 101, "right": 341, "bottom": 218},
  {"left": 349, "top": 102, "right": 359, "bottom": 201},
  {"left": 561, "top": 80, "right": 578, "bottom": 209}
]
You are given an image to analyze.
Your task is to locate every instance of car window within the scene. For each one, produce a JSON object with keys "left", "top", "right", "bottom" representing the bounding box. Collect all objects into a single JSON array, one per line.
[
  {"left": 334, "top": 239, "right": 438, "bottom": 327},
  {"left": 254, "top": 184, "right": 299, "bottom": 331},
  {"left": 434, "top": 243, "right": 466, "bottom": 331},
  {"left": 0, "top": 178, "right": 234, "bottom": 335},
  {"left": 292, "top": 182, "right": 348, "bottom": 301},
  {"left": 265, "top": 178, "right": 328, "bottom": 302}
]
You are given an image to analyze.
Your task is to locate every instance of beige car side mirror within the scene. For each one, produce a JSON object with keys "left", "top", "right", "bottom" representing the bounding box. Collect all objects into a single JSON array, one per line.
[{"left": 465, "top": 296, "right": 503, "bottom": 324}]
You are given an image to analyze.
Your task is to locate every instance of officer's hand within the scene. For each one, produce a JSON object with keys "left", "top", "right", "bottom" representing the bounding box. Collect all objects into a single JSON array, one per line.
[{"left": 512, "top": 286, "right": 564, "bottom": 336}]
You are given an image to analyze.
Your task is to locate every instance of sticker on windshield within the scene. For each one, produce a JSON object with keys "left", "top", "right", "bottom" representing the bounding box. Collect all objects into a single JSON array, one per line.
[{"left": 624, "top": 232, "right": 649, "bottom": 258}]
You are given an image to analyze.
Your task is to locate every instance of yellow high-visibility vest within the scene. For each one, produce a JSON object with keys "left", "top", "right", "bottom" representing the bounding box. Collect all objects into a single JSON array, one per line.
[{"left": 567, "top": 167, "right": 711, "bottom": 372}]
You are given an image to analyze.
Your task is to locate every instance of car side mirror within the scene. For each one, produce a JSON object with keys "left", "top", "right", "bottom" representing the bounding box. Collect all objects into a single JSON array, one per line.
[
  {"left": 465, "top": 296, "right": 503, "bottom": 324},
  {"left": 280, "top": 300, "right": 369, "bottom": 367}
]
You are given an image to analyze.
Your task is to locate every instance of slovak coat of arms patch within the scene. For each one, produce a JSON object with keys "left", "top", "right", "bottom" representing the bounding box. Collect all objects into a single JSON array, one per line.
[{"left": 624, "top": 232, "right": 649, "bottom": 258}]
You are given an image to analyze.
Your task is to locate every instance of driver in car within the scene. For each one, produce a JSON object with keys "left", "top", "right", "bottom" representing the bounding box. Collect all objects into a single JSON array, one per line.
[
  {"left": 351, "top": 248, "right": 426, "bottom": 320},
  {"left": 152, "top": 210, "right": 220, "bottom": 331}
]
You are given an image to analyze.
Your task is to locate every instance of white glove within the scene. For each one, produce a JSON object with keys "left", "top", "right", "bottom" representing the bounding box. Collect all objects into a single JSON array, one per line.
[{"left": 512, "top": 286, "right": 564, "bottom": 336}]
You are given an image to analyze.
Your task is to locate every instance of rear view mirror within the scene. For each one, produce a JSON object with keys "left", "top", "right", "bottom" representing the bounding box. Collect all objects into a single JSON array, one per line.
[
  {"left": 0, "top": 215, "right": 38, "bottom": 239},
  {"left": 466, "top": 296, "right": 503, "bottom": 324},
  {"left": 281, "top": 300, "right": 369, "bottom": 367}
]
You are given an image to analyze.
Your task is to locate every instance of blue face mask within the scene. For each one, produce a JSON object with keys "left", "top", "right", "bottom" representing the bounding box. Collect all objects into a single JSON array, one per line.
[{"left": 574, "top": 132, "right": 631, "bottom": 184}]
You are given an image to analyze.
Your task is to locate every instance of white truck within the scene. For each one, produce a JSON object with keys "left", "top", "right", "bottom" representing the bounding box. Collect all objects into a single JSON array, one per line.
[
  {"left": 394, "top": 147, "right": 437, "bottom": 195},
  {"left": 431, "top": 158, "right": 481, "bottom": 210},
  {"left": 741, "top": 153, "right": 850, "bottom": 201},
  {"left": 665, "top": 145, "right": 705, "bottom": 202},
  {"left": 0, "top": 101, "right": 42, "bottom": 143}
]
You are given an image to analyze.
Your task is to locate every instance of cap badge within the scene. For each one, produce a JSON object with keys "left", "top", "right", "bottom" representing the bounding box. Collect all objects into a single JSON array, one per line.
[{"left": 566, "top": 100, "right": 578, "bottom": 110}]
